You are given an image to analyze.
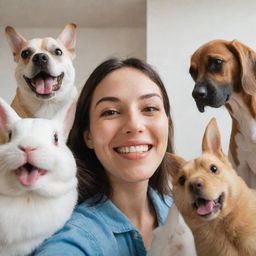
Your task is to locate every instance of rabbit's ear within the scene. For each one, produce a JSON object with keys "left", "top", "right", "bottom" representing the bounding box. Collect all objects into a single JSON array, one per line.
[
  {"left": 0, "top": 98, "right": 20, "bottom": 132},
  {"left": 54, "top": 102, "right": 76, "bottom": 141}
]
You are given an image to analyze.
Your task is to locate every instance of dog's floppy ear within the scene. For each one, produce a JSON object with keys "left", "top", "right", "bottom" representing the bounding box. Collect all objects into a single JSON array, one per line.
[
  {"left": 5, "top": 26, "right": 27, "bottom": 61},
  {"left": 165, "top": 152, "right": 186, "bottom": 178},
  {"left": 229, "top": 40, "right": 256, "bottom": 95},
  {"left": 202, "top": 118, "right": 223, "bottom": 156},
  {"left": 57, "top": 23, "right": 77, "bottom": 58}
]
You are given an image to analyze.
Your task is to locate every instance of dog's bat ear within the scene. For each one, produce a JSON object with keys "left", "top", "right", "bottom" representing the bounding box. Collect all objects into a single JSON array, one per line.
[
  {"left": 228, "top": 40, "right": 256, "bottom": 95},
  {"left": 202, "top": 118, "right": 223, "bottom": 156},
  {"left": 5, "top": 26, "right": 26, "bottom": 61},
  {"left": 57, "top": 23, "right": 77, "bottom": 58},
  {"left": 165, "top": 152, "right": 186, "bottom": 178}
]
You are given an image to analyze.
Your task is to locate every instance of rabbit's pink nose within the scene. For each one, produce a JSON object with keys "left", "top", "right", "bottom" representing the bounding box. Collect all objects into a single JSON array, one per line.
[{"left": 19, "top": 146, "right": 37, "bottom": 152}]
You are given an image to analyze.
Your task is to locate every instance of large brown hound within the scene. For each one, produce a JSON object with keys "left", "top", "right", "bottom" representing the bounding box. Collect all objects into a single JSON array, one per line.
[{"left": 190, "top": 39, "right": 256, "bottom": 188}]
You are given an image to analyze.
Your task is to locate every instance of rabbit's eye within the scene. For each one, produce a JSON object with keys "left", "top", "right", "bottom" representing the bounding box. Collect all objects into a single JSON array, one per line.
[
  {"left": 53, "top": 133, "right": 58, "bottom": 145},
  {"left": 8, "top": 131, "right": 12, "bottom": 141}
]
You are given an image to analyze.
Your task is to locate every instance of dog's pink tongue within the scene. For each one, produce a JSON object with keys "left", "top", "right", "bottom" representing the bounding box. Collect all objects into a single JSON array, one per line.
[
  {"left": 15, "top": 168, "right": 39, "bottom": 186},
  {"left": 35, "top": 77, "right": 55, "bottom": 94},
  {"left": 197, "top": 200, "right": 214, "bottom": 215}
]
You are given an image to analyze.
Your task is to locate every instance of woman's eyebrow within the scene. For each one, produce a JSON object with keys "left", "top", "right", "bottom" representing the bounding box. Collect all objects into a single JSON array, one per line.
[
  {"left": 95, "top": 96, "right": 120, "bottom": 107},
  {"left": 95, "top": 93, "right": 161, "bottom": 108},
  {"left": 139, "top": 93, "right": 162, "bottom": 100}
]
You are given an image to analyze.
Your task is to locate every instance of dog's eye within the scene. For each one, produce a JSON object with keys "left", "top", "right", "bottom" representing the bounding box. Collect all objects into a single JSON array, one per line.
[
  {"left": 178, "top": 175, "right": 186, "bottom": 186},
  {"left": 210, "top": 165, "right": 218, "bottom": 173},
  {"left": 189, "top": 66, "right": 198, "bottom": 80},
  {"left": 55, "top": 48, "right": 63, "bottom": 56},
  {"left": 53, "top": 132, "right": 58, "bottom": 145},
  {"left": 208, "top": 57, "right": 224, "bottom": 73},
  {"left": 214, "top": 59, "right": 223, "bottom": 65},
  {"left": 21, "top": 49, "right": 32, "bottom": 59}
]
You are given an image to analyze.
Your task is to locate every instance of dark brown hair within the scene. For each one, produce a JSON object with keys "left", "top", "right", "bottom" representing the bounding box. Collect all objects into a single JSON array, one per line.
[{"left": 68, "top": 58, "right": 174, "bottom": 204}]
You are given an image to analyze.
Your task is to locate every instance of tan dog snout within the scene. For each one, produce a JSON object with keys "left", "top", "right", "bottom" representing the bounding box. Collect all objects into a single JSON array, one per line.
[{"left": 189, "top": 178, "right": 204, "bottom": 195}]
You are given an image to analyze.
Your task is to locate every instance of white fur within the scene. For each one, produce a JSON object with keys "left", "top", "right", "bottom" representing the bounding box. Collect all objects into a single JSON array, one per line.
[
  {"left": 148, "top": 204, "right": 197, "bottom": 256},
  {"left": 0, "top": 98, "right": 77, "bottom": 256},
  {"left": 228, "top": 93, "right": 256, "bottom": 188}
]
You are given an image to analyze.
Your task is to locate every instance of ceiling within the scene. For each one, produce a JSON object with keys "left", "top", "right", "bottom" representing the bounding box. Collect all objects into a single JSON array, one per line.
[{"left": 0, "top": 0, "right": 146, "bottom": 28}]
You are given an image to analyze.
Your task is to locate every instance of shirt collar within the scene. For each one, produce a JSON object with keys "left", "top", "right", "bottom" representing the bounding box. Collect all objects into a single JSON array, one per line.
[
  {"left": 93, "top": 188, "right": 172, "bottom": 234},
  {"left": 148, "top": 187, "right": 172, "bottom": 226}
]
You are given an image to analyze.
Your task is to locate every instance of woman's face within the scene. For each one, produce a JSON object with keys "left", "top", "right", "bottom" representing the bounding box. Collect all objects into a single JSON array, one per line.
[{"left": 84, "top": 67, "right": 169, "bottom": 185}]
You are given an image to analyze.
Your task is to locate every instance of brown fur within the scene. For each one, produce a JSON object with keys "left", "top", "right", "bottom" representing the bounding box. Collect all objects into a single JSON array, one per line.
[
  {"left": 11, "top": 89, "right": 33, "bottom": 118},
  {"left": 168, "top": 118, "right": 256, "bottom": 256}
]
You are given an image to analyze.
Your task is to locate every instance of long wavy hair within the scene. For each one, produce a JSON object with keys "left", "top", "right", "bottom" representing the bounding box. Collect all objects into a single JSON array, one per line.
[{"left": 68, "top": 58, "right": 174, "bottom": 204}]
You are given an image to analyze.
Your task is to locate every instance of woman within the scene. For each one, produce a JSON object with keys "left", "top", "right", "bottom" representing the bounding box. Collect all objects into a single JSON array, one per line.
[{"left": 34, "top": 58, "right": 174, "bottom": 256}]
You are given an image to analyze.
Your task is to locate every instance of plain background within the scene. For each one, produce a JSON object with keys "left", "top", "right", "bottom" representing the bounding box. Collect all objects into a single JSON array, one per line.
[{"left": 1, "top": 0, "right": 256, "bottom": 159}]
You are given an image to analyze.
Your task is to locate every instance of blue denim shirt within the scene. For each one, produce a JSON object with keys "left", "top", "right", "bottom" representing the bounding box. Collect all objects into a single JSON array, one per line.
[{"left": 33, "top": 188, "right": 172, "bottom": 256}]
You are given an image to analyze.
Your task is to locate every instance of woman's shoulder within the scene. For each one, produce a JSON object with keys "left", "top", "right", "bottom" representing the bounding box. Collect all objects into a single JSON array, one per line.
[
  {"left": 33, "top": 197, "right": 119, "bottom": 256},
  {"left": 67, "top": 196, "right": 113, "bottom": 232}
]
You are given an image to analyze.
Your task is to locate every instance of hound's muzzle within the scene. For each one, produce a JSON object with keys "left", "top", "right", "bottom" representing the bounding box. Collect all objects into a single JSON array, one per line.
[{"left": 192, "top": 80, "right": 233, "bottom": 112}]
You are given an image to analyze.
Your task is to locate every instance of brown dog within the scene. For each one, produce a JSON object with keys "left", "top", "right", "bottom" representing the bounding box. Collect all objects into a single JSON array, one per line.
[
  {"left": 169, "top": 118, "right": 256, "bottom": 256},
  {"left": 190, "top": 39, "right": 256, "bottom": 188}
]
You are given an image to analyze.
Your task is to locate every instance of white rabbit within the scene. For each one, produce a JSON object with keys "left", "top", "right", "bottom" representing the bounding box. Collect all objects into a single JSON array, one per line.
[
  {"left": 148, "top": 204, "right": 197, "bottom": 256},
  {"left": 0, "top": 98, "right": 77, "bottom": 256}
]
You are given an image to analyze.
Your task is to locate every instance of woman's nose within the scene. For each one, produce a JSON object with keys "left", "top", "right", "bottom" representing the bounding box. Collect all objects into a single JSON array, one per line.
[{"left": 122, "top": 112, "right": 145, "bottom": 134}]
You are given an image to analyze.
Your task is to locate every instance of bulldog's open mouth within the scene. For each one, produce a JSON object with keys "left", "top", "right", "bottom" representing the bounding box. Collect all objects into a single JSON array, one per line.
[
  {"left": 193, "top": 193, "right": 224, "bottom": 218},
  {"left": 24, "top": 72, "right": 64, "bottom": 98},
  {"left": 14, "top": 163, "right": 48, "bottom": 186}
]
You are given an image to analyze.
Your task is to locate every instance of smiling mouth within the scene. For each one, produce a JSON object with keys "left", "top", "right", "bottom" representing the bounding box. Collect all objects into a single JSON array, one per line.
[
  {"left": 114, "top": 145, "right": 152, "bottom": 154},
  {"left": 14, "top": 163, "right": 48, "bottom": 186},
  {"left": 193, "top": 193, "right": 224, "bottom": 218},
  {"left": 23, "top": 71, "right": 64, "bottom": 99}
]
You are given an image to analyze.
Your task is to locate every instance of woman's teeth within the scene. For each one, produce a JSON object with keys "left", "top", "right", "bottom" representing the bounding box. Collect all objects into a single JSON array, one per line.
[{"left": 116, "top": 145, "right": 150, "bottom": 154}]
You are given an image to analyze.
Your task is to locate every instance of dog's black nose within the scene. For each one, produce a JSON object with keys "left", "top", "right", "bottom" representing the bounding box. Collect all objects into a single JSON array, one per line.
[
  {"left": 32, "top": 53, "right": 49, "bottom": 66},
  {"left": 192, "top": 85, "right": 208, "bottom": 99},
  {"left": 189, "top": 179, "right": 203, "bottom": 194}
]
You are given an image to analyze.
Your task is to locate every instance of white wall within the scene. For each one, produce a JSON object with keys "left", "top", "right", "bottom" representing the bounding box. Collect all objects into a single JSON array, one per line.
[
  {"left": 147, "top": 0, "right": 256, "bottom": 159},
  {"left": 0, "top": 26, "right": 146, "bottom": 103}
]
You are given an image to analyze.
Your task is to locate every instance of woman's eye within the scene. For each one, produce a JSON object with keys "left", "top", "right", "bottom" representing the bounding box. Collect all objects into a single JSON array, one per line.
[
  {"left": 143, "top": 106, "right": 159, "bottom": 112},
  {"left": 100, "top": 110, "right": 120, "bottom": 117}
]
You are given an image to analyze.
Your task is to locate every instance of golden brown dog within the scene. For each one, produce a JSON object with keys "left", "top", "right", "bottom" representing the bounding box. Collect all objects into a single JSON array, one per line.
[
  {"left": 169, "top": 118, "right": 256, "bottom": 256},
  {"left": 190, "top": 39, "right": 256, "bottom": 188}
]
